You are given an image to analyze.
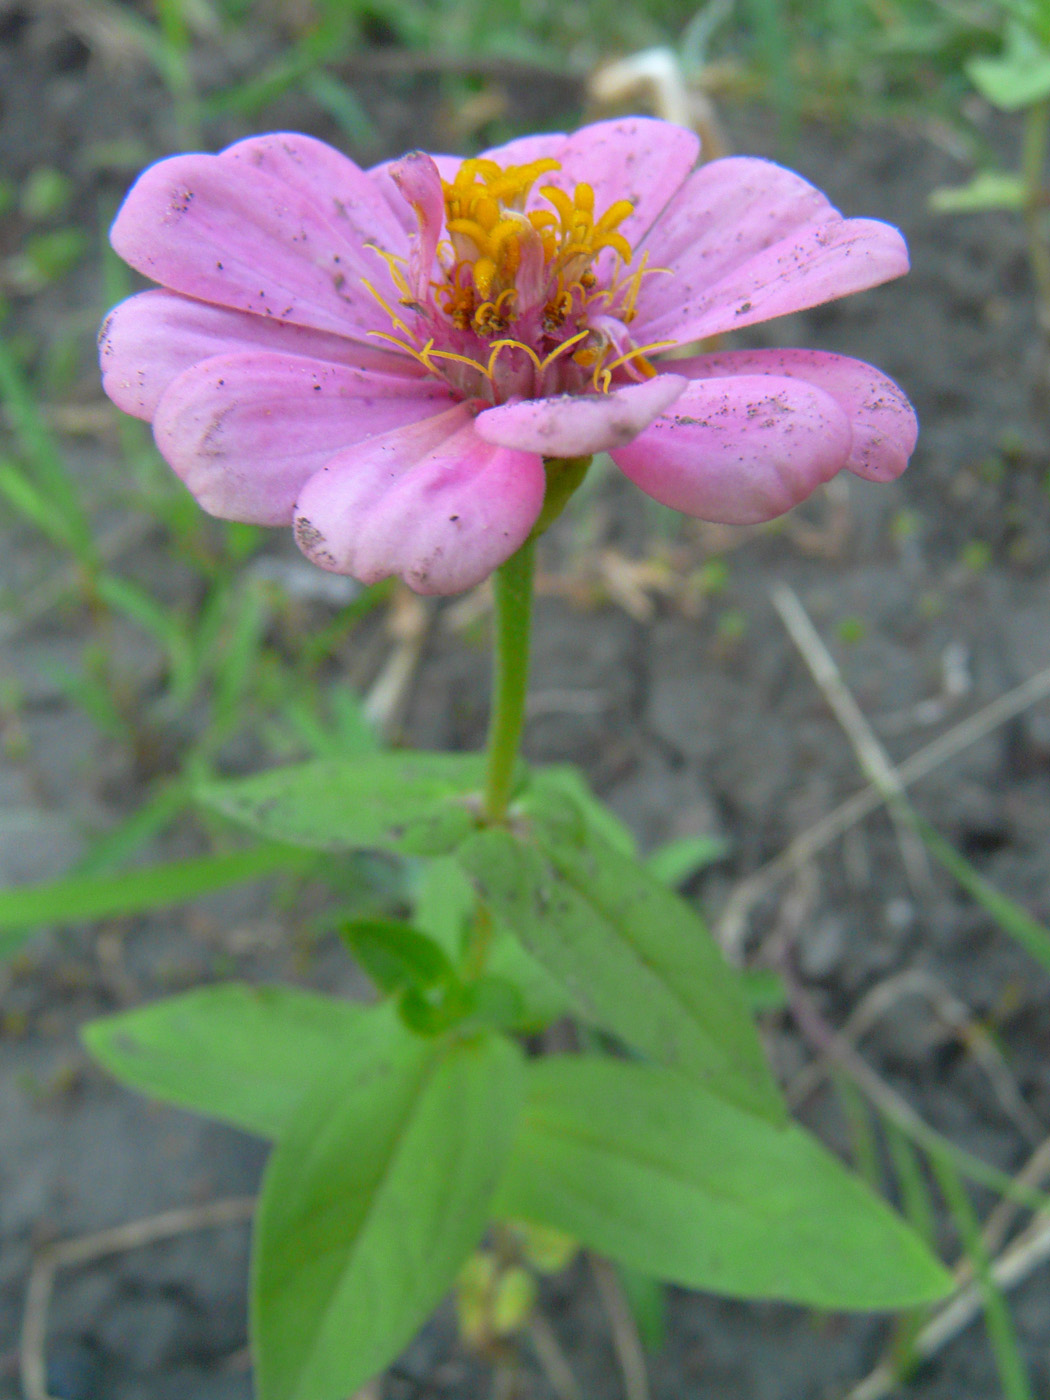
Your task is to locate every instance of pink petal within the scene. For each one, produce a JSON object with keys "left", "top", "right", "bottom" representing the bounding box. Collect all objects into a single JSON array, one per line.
[
  {"left": 638, "top": 223, "right": 909, "bottom": 347},
  {"left": 667, "top": 348, "right": 917, "bottom": 482},
  {"left": 536, "top": 118, "right": 699, "bottom": 253},
  {"left": 153, "top": 352, "right": 457, "bottom": 525},
  {"left": 609, "top": 374, "right": 853, "bottom": 524},
  {"left": 293, "top": 405, "right": 545, "bottom": 595},
  {"left": 632, "top": 156, "right": 909, "bottom": 342},
  {"left": 100, "top": 289, "right": 422, "bottom": 421},
  {"left": 474, "top": 375, "right": 687, "bottom": 457},
  {"left": 635, "top": 157, "right": 836, "bottom": 320},
  {"left": 368, "top": 153, "right": 462, "bottom": 233},
  {"left": 478, "top": 132, "right": 567, "bottom": 168},
  {"left": 390, "top": 152, "right": 446, "bottom": 301},
  {"left": 109, "top": 153, "right": 395, "bottom": 343},
  {"left": 220, "top": 132, "right": 407, "bottom": 256}
]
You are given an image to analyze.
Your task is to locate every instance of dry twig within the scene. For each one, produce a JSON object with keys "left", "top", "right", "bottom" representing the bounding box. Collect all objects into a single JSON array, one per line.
[
  {"left": 526, "top": 1312, "right": 582, "bottom": 1400},
  {"left": 589, "top": 1255, "right": 651, "bottom": 1400},
  {"left": 21, "top": 1196, "right": 255, "bottom": 1400},
  {"left": 363, "top": 589, "right": 431, "bottom": 737}
]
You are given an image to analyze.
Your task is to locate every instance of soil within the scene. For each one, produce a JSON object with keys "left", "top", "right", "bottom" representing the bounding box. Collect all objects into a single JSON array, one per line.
[{"left": 3, "top": 7, "right": 1050, "bottom": 1399}]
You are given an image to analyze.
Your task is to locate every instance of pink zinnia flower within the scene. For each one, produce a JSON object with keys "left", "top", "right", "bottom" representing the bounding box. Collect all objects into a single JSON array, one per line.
[{"left": 100, "top": 118, "right": 917, "bottom": 595}]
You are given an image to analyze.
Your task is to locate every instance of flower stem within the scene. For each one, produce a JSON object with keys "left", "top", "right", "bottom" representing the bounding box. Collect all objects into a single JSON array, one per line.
[{"left": 482, "top": 536, "right": 536, "bottom": 824}]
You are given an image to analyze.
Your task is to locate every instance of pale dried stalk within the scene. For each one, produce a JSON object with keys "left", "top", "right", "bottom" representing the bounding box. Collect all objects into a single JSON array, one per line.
[
  {"left": 526, "top": 1312, "right": 582, "bottom": 1400},
  {"left": 769, "top": 582, "right": 932, "bottom": 892}
]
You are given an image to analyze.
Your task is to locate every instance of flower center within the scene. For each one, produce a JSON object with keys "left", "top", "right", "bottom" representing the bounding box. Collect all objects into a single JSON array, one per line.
[
  {"left": 367, "top": 153, "right": 671, "bottom": 405},
  {"left": 438, "top": 157, "right": 634, "bottom": 338}
]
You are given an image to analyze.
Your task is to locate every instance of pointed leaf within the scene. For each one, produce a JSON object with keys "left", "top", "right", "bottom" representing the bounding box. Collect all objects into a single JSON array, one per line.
[
  {"left": 83, "top": 984, "right": 395, "bottom": 1138},
  {"left": 645, "top": 834, "right": 729, "bottom": 887},
  {"left": 198, "top": 752, "right": 491, "bottom": 855},
  {"left": 929, "top": 172, "right": 1028, "bottom": 213},
  {"left": 496, "top": 1057, "right": 953, "bottom": 1310},
  {"left": 458, "top": 826, "right": 783, "bottom": 1122},
  {"left": 528, "top": 766, "right": 637, "bottom": 856},
  {"left": 253, "top": 1032, "right": 524, "bottom": 1400},
  {"left": 0, "top": 844, "right": 312, "bottom": 959},
  {"left": 340, "top": 919, "right": 455, "bottom": 993},
  {"left": 967, "top": 21, "right": 1050, "bottom": 108}
]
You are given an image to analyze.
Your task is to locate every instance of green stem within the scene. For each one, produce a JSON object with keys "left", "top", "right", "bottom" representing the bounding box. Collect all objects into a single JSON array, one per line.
[
  {"left": 1021, "top": 98, "right": 1050, "bottom": 332},
  {"left": 482, "top": 536, "right": 536, "bottom": 825}
]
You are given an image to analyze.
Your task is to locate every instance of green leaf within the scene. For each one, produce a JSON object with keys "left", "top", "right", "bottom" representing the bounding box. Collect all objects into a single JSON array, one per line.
[
  {"left": 253, "top": 1032, "right": 524, "bottom": 1400},
  {"left": 197, "top": 751, "right": 491, "bottom": 856},
  {"left": 967, "top": 21, "right": 1050, "bottom": 108},
  {"left": 397, "top": 974, "right": 527, "bottom": 1037},
  {"left": 525, "top": 765, "right": 637, "bottom": 856},
  {"left": 412, "top": 856, "right": 572, "bottom": 1029},
  {"left": 83, "top": 984, "right": 394, "bottom": 1138},
  {"left": 411, "top": 855, "right": 474, "bottom": 958},
  {"left": 339, "top": 919, "right": 455, "bottom": 994},
  {"left": 496, "top": 1057, "right": 954, "bottom": 1310},
  {"left": 645, "top": 834, "right": 729, "bottom": 887},
  {"left": 458, "top": 824, "right": 784, "bottom": 1122},
  {"left": 0, "top": 845, "right": 310, "bottom": 962},
  {"left": 929, "top": 172, "right": 1028, "bottom": 213}
]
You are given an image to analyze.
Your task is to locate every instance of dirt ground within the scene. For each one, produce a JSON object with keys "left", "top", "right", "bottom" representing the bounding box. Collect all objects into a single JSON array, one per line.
[{"left": 2, "top": 8, "right": 1050, "bottom": 1399}]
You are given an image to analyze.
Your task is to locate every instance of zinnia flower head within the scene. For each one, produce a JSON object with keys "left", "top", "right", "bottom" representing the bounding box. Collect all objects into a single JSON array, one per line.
[{"left": 100, "top": 118, "right": 918, "bottom": 595}]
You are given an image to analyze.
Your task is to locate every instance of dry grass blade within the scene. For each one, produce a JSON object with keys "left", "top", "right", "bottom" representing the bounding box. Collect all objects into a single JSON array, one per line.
[
  {"left": 718, "top": 660, "right": 1050, "bottom": 959},
  {"left": 788, "top": 968, "right": 1043, "bottom": 1144},
  {"left": 768, "top": 582, "right": 931, "bottom": 892}
]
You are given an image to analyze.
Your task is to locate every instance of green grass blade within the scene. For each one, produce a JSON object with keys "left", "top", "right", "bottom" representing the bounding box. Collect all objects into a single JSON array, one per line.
[
  {"left": 833, "top": 1070, "right": 883, "bottom": 1192},
  {"left": 72, "top": 781, "right": 192, "bottom": 878},
  {"left": 885, "top": 1118, "right": 938, "bottom": 1249},
  {"left": 0, "top": 336, "right": 95, "bottom": 566},
  {"left": 930, "top": 1149, "right": 1035, "bottom": 1400},
  {"left": 915, "top": 815, "right": 1050, "bottom": 974},
  {"left": 0, "top": 844, "right": 312, "bottom": 959}
]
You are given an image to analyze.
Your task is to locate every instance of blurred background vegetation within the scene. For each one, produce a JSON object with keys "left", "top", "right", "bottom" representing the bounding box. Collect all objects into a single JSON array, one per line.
[
  {"left": 4, "top": 3, "right": 1050, "bottom": 1396},
  {"left": 1, "top": 0, "right": 1046, "bottom": 967}
]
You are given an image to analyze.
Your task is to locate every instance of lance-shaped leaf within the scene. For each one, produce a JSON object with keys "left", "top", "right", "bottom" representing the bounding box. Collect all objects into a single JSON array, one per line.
[
  {"left": 458, "top": 826, "right": 783, "bottom": 1122},
  {"left": 253, "top": 1031, "right": 524, "bottom": 1400},
  {"left": 496, "top": 1057, "right": 953, "bottom": 1310},
  {"left": 83, "top": 984, "right": 397, "bottom": 1138},
  {"left": 197, "top": 752, "right": 494, "bottom": 856}
]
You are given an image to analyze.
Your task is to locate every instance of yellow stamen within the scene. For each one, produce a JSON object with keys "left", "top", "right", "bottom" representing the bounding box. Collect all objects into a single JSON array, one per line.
[
  {"left": 364, "top": 244, "right": 413, "bottom": 299},
  {"left": 360, "top": 278, "right": 414, "bottom": 338},
  {"left": 593, "top": 339, "right": 676, "bottom": 392},
  {"left": 539, "top": 185, "right": 577, "bottom": 231},
  {"left": 538, "top": 328, "right": 591, "bottom": 372},
  {"left": 423, "top": 344, "right": 495, "bottom": 378},
  {"left": 487, "top": 338, "right": 544, "bottom": 375}
]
